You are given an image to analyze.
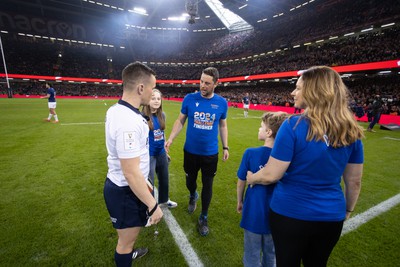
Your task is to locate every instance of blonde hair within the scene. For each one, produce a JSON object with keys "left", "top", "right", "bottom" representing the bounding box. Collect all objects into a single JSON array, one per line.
[
  {"left": 262, "top": 112, "right": 289, "bottom": 139},
  {"left": 141, "top": 89, "right": 165, "bottom": 131},
  {"left": 299, "top": 66, "right": 364, "bottom": 147}
]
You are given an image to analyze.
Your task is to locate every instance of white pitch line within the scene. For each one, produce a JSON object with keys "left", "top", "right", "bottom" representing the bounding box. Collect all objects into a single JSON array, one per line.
[
  {"left": 342, "top": 193, "right": 400, "bottom": 235},
  {"left": 60, "top": 122, "right": 104, "bottom": 126},
  {"left": 154, "top": 188, "right": 203, "bottom": 267},
  {"left": 383, "top": 137, "right": 400, "bottom": 141},
  {"left": 162, "top": 208, "right": 204, "bottom": 267},
  {"left": 231, "top": 116, "right": 261, "bottom": 119}
]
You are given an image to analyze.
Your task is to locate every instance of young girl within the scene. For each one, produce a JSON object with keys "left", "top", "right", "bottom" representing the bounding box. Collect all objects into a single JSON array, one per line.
[
  {"left": 237, "top": 112, "right": 288, "bottom": 267},
  {"left": 142, "top": 89, "right": 177, "bottom": 208}
]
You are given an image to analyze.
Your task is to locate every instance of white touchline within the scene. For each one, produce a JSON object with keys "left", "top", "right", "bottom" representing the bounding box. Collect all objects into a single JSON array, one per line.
[
  {"left": 342, "top": 193, "right": 400, "bottom": 236},
  {"left": 60, "top": 122, "right": 104, "bottom": 126},
  {"left": 383, "top": 137, "right": 400, "bottom": 141},
  {"left": 162, "top": 207, "right": 204, "bottom": 267},
  {"left": 231, "top": 116, "right": 261, "bottom": 119},
  {"left": 154, "top": 188, "right": 204, "bottom": 267}
]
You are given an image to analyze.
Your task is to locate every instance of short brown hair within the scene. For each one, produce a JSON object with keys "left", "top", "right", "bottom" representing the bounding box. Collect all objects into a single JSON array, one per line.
[
  {"left": 202, "top": 67, "right": 219, "bottom": 83},
  {"left": 122, "top": 62, "right": 156, "bottom": 90},
  {"left": 261, "top": 112, "right": 289, "bottom": 139}
]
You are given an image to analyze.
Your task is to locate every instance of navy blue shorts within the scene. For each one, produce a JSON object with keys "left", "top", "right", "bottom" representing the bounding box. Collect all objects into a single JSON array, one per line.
[{"left": 103, "top": 178, "right": 148, "bottom": 229}]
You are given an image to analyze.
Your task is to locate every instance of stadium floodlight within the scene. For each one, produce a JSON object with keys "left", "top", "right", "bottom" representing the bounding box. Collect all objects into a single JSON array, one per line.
[
  {"left": 344, "top": 32, "right": 355, "bottom": 36},
  {"left": 361, "top": 27, "right": 373, "bottom": 32},
  {"left": 378, "top": 71, "right": 391, "bottom": 74},
  {"left": 133, "top": 7, "right": 147, "bottom": 16},
  {"left": 168, "top": 17, "right": 186, "bottom": 21},
  {"left": 381, "top": 22, "right": 395, "bottom": 28}
]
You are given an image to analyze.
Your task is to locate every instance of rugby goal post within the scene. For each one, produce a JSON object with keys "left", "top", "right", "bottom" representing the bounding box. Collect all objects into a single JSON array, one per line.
[{"left": 0, "top": 34, "right": 12, "bottom": 98}]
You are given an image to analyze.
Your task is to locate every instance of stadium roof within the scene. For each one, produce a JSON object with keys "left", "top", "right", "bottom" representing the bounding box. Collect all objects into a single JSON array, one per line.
[{"left": 1, "top": 0, "right": 314, "bottom": 32}]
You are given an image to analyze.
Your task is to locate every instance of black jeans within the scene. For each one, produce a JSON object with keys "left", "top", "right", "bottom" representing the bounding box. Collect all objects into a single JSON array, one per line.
[
  {"left": 368, "top": 112, "right": 381, "bottom": 129},
  {"left": 270, "top": 209, "right": 343, "bottom": 267},
  {"left": 183, "top": 150, "right": 218, "bottom": 213}
]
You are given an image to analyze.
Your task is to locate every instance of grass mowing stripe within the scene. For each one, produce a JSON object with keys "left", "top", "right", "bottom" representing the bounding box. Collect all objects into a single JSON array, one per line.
[{"left": 342, "top": 193, "right": 400, "bottom": 235}]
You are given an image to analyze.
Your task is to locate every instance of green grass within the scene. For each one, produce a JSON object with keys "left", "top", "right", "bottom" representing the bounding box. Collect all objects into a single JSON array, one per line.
[{"left": 0, "top": 98, "right": 399, "bottom": 267}]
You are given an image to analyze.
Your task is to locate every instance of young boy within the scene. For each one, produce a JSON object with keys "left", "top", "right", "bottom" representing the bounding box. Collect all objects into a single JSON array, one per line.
[{"left": 237, "top": 112, "right": 288, "bottom": 267}]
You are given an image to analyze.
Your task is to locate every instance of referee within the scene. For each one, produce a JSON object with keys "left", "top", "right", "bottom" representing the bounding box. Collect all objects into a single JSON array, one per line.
[{"left": 103, "top": 62, "right": 163, "bottom": 266}]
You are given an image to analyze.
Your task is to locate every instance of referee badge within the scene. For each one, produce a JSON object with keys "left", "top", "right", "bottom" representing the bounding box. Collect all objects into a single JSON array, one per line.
[{"left": 123, "top": 131, "right": 135, "bottom": 150}]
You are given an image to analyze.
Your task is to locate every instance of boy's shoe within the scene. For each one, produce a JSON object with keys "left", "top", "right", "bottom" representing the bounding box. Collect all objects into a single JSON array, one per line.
[
  {"left": 198, "top": 216, "right": 209, "bottom": 236},
  {"left": 132, "top": 247, "right": 148, "bottom": 260},
  {"left": 166, "top": 199, "right": 178, "bottom": 208},
  {"left": 188, "top": 192, "right": 199, "bottom": 214}
]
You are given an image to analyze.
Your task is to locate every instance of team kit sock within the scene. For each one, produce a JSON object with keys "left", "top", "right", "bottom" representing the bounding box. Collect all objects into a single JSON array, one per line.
[{"left": 114, "top": 250, "right": 133, "bottom": 267}]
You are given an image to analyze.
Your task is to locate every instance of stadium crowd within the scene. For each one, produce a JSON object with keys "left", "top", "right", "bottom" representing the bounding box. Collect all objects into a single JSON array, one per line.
[
  {"left": 3, "top": 24, "right": 398, "bottom": 81},
  {"left": 0, "top": 0, "right": 399, "bottom": 115},
  {"left": 1, "top": 0, "right": 399, "bottom": 80},
  {"left": 3, "top": 74, "right": 399, "bottom": 116}
]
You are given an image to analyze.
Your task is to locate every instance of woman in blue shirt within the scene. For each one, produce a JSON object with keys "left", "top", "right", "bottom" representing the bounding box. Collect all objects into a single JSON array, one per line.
[{"left": 248, "top": 66, "right": 364, "bottom": 267}]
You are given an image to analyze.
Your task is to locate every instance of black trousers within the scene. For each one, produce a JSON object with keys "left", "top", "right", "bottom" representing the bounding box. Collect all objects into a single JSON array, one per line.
[
  {"left": 183, "top": 150, "right": 218, "bottom": 213},
  {"left": 270, "top": 209, "right": 344, "bottom": 267}
]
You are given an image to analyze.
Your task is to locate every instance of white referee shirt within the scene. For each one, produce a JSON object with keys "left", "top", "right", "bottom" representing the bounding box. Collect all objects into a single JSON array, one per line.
[{"left": 105, "top": 101, "right": 150, "bottom": 187}]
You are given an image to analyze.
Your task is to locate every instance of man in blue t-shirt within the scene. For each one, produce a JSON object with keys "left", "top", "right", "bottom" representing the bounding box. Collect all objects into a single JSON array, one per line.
[{"left": 165, "top": 67, "right": 229, "bottom": 236}]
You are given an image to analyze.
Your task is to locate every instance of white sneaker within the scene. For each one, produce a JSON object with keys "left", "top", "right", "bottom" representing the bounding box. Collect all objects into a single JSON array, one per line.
[{"left": 165, "top": 199, "right": 178, "bottom": 208}]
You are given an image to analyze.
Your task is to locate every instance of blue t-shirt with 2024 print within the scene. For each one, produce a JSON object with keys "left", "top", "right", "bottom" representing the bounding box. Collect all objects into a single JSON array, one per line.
[{"left": 181, "top": 92, "right": 228, "bottom": 156}]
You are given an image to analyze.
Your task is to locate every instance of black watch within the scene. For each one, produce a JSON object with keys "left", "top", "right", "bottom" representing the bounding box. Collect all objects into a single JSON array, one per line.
[{"left": 223, "top": 146, "right": 229, "bottom": 151}]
